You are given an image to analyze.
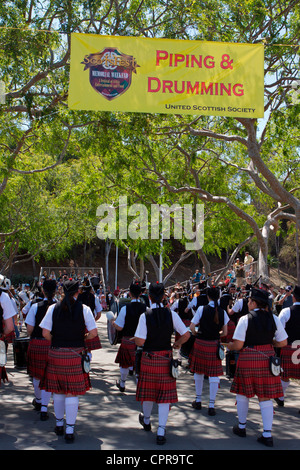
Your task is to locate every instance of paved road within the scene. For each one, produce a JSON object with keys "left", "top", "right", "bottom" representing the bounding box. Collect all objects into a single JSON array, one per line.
[{"left": 1, "top": 315, "right": 299, "bottom": 455}]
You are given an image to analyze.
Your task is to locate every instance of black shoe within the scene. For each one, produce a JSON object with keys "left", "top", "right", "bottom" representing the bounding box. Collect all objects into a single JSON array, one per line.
[
  {"left": 192, "top": 400, "right": 202, "bottom": 410},
  {"left": 233, "top": 424, "right": 246, "bottom": 438},
  {"left": 54, "top": 426, "right": 64, "bottom": 436},
  {"left": 156, "top": 435, "right": 166, "bottom": 445},
  {"left": 65, "top": 433, "right": 75, "bottom": 443},
  {"left": 32, "top": 399, "right": 41, "bottom": 411},
  {"left": 274, "top": 397, "right": 284, "bottom": 407},
  {"left": 40, "top": 411, "right": 49, "bottom": 421},
  {"left": 116, "top": 380, "right": 125, "bottom": 392},
  {"left": 257, "top": 435, "right": 273, "bottom": 447},
  {"left": 208, "top": 407, "right": 216, "bottom": 416},
  {"left": 139, "top": 413, "right": 151, "bottom": 431}
]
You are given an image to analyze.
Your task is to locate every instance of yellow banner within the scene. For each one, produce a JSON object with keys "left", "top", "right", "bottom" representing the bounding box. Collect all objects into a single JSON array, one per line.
[{"left": 68, "top": 33, "right": 264, "bottom": 118}]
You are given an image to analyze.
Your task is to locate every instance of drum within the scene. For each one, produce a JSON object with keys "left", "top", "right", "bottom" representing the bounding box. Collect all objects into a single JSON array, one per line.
[
  {"left": 180, "top": 333, "right": 195, "bottom": 360},
  {"left": 13, "top": 337, "right": 30, "bottom": 368}
]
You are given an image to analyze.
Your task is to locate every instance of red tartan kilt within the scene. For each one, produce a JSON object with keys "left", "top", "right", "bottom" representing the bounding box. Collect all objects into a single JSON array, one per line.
[
  {"left": 40, "top": 347, "right": 91, "bottom": 395},
  {"left": 5, "top": 330, "right": 15, "bottom": 344},
  {"left": 85, "top": 334, "right": 102, "bottom": 351},
  {"left": 220, "top": 320, "right": 235, "bottom": 343},
  {"left": 175, "top": 319, "right": 191, "bottom": 341},
  {"left": 115, "top": 336, "right": 136, "bottom": 368},
  {"left": 189, "top": 338, "right": 223, "bottom": 377},
  {"left": 27, "top": 338, "right": 51, "bottom": 380},
  {"left": 136, "top": 350, "right": 178, "bottom": 404},
  {"left": 280, "top": 344, "right": 300, "bottom": 379},
  {"left": 0, "top": 366, "right": 8, "bottom": 384},
  {"left": 230, "top": 344, "right": 283, "bottom": 398}
]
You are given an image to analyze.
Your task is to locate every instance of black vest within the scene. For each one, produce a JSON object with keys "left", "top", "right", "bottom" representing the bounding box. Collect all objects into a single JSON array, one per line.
[
  {"left": 51, "top": 299, "right": 85, "bottom": 348},
  {"left": 284, "top": 304, "right": 300, "bottom": 344},
  {"left": 177, "top": 297, "right": 190, "bottom": 320},
  {"left": 77, "top": 291, "right": 96, "bottom": 314},
  {"left": 232, "top": 298, "right": 249, "bottom": 326},
  {"left": 197, "top": 304, "right": 225, "bottom": 340},
  {"left": 143, "top": 307, "right": 173, "bottom": 352},
  {"left": 244, "top": 309, "right": 276, "bottom": 347},
  {"left": 122, "top": 301, "right": 146, "bottom": 337},
  {"left": 31, "top": 299, "right": 54, "bottom": 339}
]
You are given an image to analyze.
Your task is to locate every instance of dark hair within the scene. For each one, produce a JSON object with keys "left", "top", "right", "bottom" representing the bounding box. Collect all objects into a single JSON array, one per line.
[{"left": 207, "top": 287, "right": 220, "bottom": 324}]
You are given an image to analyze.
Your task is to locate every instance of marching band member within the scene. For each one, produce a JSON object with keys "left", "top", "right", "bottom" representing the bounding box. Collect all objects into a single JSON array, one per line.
[
  {"left": 25, "top": 279, "right": 57, "bottom": 420},
  {"left": 0, "top": 276, "right": 15, "bottom": 384},
  {"left": 39, "top": 279, "right": 97, "bottom": 443},
  {"left": 112, "top": 280, "right": 146, "bottom": 392},
  {"left": 277, "top": 285, "right": 300, "bottom": 408},
  {"left": 134, "top": 282, "right": 190, "bottom": 445},
  {"left": 189, "top": 286, "right": 229, "bottom": 415},
  {"left": 228, "top": 288, "right": 288, "bottom": 447}
]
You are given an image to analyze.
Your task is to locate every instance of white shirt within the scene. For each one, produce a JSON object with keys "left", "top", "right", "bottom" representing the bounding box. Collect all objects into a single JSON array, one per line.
[
  {"left": 0, "top": 291, "right": 16, "bottom": 320},
  {"left": 191, "top": 300, "right": 230, "bottom": 326},
  {"left": 233, "top": 309, "right": 288, "bottom": 343},
  {"left": 39, "top": 302, "right": 97, "bottom": 332},
  {"left": 278, "top": 302, "right": 300, "bottom": 328},
  {"left": 134, "top": 304, "right": 188, "bottom": 340},
  {"left": 25, "top": 298, "right": 57, "bottom": 327},
  {"left": 231, "top": 298, "right": 244, "bottom": 313}
]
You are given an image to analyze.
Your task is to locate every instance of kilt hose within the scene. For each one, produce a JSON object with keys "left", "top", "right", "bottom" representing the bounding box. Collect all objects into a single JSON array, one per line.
[
  {"left": 280, "top": 343, "right": 300, "bottom": 380},
  {"left": 189, "top": 338, "right": 224, "bottom": 377},
  {"left": 27, "top": 338, "right": 51, "bottom": 380},
  {"left": 230, "top": 344, "right": 283, "bottom": 398},
  {"left": 115, "top": 336, "right": 136, "bottom": 369},
  {"left": 136, "top": 350, "right": 178, "bottom": 404},
  {"left": 40, "top": 347, "right": 91, "bottom": 396}
]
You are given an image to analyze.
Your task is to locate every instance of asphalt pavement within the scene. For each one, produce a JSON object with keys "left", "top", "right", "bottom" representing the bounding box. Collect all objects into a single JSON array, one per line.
[{"left": 1, "top": 315, "right": 299, "bottom": 457}]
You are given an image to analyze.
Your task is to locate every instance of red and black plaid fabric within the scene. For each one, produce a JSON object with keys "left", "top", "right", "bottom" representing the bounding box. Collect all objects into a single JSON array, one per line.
[
  {"left": 0, "top": 366, "right": 8, "bottom": 384},
  {"left": 136, "top": 350, "right": 177, "bottom": 404},
  {"left": 115, "top": 336, "right": 136, "bottom": 368},
  {"left": 40, "top": 347, "right": 91, "bottom": 395},
  {"left": 280, "top": 344, "right": 300, "bottom": 380},
  {"left": 85, "top": 334, "right": 102, "bottom": 351},
  {"left": 189, "top": 338, "right": 224, "bottom": 377},
  {"left": 5, "top": 330, "right": 15, "bottom": 344},
  {"left": 27, "top": 338, "right": 51, "bottom": 380},
  {"left": 220, "top": 320, "right": 235, "bottom": 343},
  {"left": 230, "top": 344, "right": 283, "bottom": 398}
]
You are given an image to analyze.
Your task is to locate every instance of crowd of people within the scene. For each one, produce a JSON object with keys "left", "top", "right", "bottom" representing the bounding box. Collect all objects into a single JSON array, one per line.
[{"left": 0, "top": 258, "right": 299, "bottom": 449}]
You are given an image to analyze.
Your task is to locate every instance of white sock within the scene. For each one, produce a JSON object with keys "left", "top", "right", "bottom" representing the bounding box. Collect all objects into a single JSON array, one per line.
[
  {"left": 142, "top": 401, "right": 153, "bottom": 425},
  {"left": 120, "top": 367, "right": 129, "bottom": 387},
  {"left": 209, "top": 377, "right": 219, "bottom": 408},
  {"left": 158, "top": 403, "right": 169, "bottom": 436},
  {"left": 33, "top": 378, "right": 41, "bottom": 402},
  {"left": 280, "top": 380, "right": 290, "bottom": 400},
  {"left": 41, "top": 390, "right": 52, "bottom": 412},
  {"left": 53, "top": 393, "right": 65, "bottom": 426},
  {"left": 194, "top": 373, "right": 204, "bottom": 402},
  {"left": 236, "top": 394, "right": 249, "bottom": 428},
  {"left": 259, "top": 400, "right": 273, "bottom": 438},
  {"left": 65, "top": 396, "right": 79, "bottom": 434}
]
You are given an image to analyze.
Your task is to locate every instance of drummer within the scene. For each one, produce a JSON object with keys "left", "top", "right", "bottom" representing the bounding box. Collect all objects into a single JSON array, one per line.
[
  {"left": 25, "top": 279, "right": 57, "bottom": 420},
  {"left": 111, "top": 280, "right": 147, "bottom": 392}
]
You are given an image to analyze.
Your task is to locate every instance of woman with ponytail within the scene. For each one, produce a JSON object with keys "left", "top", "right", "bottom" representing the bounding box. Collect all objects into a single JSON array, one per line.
[
  {"left": 39, "top": 279, "right": 97, "bottom": 443},
  {"left": 189, "top": 286, "right": 229, "bottom": 415},
  {"left": 134, "top": 282, "right": 190, "bottom": 445},
  {"left": 26, "top": 279, "right": 57, "bottom": 421}
]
